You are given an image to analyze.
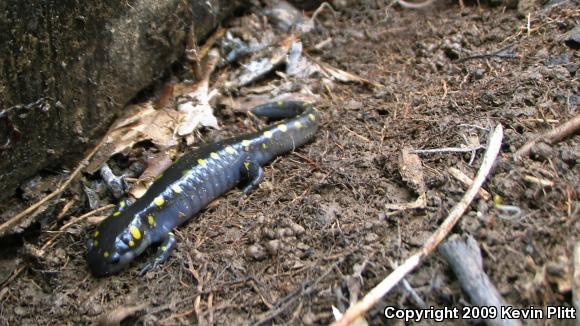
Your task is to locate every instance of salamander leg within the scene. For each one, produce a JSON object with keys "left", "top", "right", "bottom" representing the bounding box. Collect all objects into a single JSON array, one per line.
[
  {"left": 139, "top": 232, "right": 176, "bottom": 276},
  {"left": 241, "top": 160, "right": 264, "bottom": 195}
]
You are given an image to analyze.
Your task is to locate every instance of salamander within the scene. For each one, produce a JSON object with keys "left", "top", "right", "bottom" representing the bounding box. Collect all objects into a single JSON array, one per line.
[{"left": 86, "top": 101, "right": 320, "bottom": 276}]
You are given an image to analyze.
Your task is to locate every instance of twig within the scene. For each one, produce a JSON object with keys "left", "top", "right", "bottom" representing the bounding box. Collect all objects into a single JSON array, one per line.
[
  {"left": 40, "top": 204, "right": 115, "bottom": 252},
  {"left": 514, "top": 114, "right": 580, "bottom": 160},
  {"left": 410, "top": 146, "right": 484, "bottom": 155},
  {"left": 448, "top": 167, "right": 491, "bottom": 200},
  {"left": 395, "top": 0, "right": 435, "bottom": 9},
  {"left": 342, "top": 126, "right": 371, "bottom": 142},
  {"left": 0, "top": 139, "right": 105, "bottom": 237},
  {"left": 401, "top": 278, "right": 428, "bottom": 309},
  {"left": 573, "top": 241, "right": 580, "bottom": 315},
  {"left": 457, "top": 44, "right": 520, "bottom": 63},
  {"left": 251, "top": 260, "right": 342, "bottom": 326},
  {"left": 523, "top": 175, "right": 554, "bottom": 187},
  {"left": 198, "top": 27, "right": 226, "bottom": 64},
  {"left": 458, "top": 124, "right": 489, "bottom": 131},
  {"left": 439, "top": 235, "right": 521, "bottom": 326},
  {"left": 332, "top": 125, "right": 503, "bottom": 326}
]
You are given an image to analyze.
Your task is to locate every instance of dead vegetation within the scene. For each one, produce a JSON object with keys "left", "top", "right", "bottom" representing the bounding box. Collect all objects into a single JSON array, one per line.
[{"left": 0, "top": 0, "right": 579, "bottom": 325}]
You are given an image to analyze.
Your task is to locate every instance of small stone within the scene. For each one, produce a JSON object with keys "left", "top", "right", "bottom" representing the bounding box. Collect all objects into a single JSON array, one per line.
[
  {"left": 560, "top": 148, "right": 578, "bottom": 164},
  {"left": 530, "top": 142, "right": 554, "bottom": 160},
  {"left": 473, "top": 68, "right": 485, "bottom": 80},
  {"left": 563, "top": 25, "right": 580, "bottom": 50},
  {"left": 365, "top": 232, "right": 379, "bottom": 243},
  {"left": 265, "top": 240, "right": 282, "bottom": 255},
  {"left": 262, "top": 228, "right": 276, "bottom": 239},
  {"left": 288, "top": 222, "right": 305, "bottom": 235},
  {"left": 275, "top": 228, "right": 293, "bottom": 238},
  {"left": 14, "top": 306, "right": 26, "bottom": 316},
  {"left": 246, "top": 244, "right": 267, "bottom": 260},
  {"left": 546, "top": 262, "right": 566, "bottom": 277}
]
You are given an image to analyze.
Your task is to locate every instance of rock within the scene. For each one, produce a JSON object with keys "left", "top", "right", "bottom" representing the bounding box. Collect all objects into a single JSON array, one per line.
[
  {"left": 0, "top": 0, "right": 249, "bottom": 201},
  {"left": 288, "top": 221, "right": 305, "bottom": 235},
  {"left": 473, "top": 68, "right": 486, "bottom": 80},
  {"left": 246, "top": 244, "right": 267, "bottom": 260},
  {"left": 563, "top": 25, "right": 580, "bottom": 50},
  {"left": 265, "top": 239, "right": 282, "bottom": 255},
  {"left": 530, "top": 142, "right": 554, "bottom": 161}
]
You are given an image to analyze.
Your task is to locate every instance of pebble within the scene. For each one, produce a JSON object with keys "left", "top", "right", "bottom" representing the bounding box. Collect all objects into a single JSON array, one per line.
[
  {"left": 246, "top": 244, "right": 267, "bottom": 260},
  {"left": 265, "top": 240, "right": 282, "bottom": 255}
]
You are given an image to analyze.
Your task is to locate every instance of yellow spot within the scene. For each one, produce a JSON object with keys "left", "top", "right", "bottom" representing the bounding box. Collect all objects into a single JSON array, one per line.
[
  {"left": 148, "top": 215, "right": 156, "bottom": 226},
  {"left": 308, "top": 113, "right": 316, "bottom": 121},
  {"left": 244, "top": 162, "right": 251, "bottom": 170},
  {"left": 129, "top": 240, "right": 135, "bottom": 247},
  {"left": 262, "top": 143, "right": 268, "bottom": 149},
  {"left": 130, "top": 225, "right": 142, "bottom": 240},
  {"left": 295, "top": 121, "right": 304, "bottom": 129},
  {"left": 113, "top": 211, "right": 121, "bottom": 217},
  {"left": 94, "top": 230, "right": 100, "bottom": 238},
  {"left": 182, "top": 169, "right": 191, "bottom": 176},
  {"left": 277, "top": 100, "right": 284, "bottom": 106},
  {"left": 94, "top": 240, "right": 99, "bottom": 246},
  {"left": 225, "top": 146, "right": 236, "bottom": 155},
  {"left": 278, "top": 124, "right": 288, "bottom": 132},
  {"left": 154, "top": 196, "right": 165, "bottom": 207},
  {"left": 103, "top": 251, "right": 110, "bottom": 258},
  {"left": 119, "top": 201, "right": 126, "bottom": 208},
  {"left": 241, "top": 140, "right": 251, "bottom": 147},
  {"left": 161, "top": 246, "right": 168, "bottom": 252},
  {"left": 263, "top": 130, "right": 273, "bottom": 138},
  {"left": 210, "top": 152, "right": 220, "bottom": 160},
  {"left": 172, "top": 184, "right": 183, "bottom": 194},
  {"left": 197, "top": 158, "right": 207, "bottom": 166}
]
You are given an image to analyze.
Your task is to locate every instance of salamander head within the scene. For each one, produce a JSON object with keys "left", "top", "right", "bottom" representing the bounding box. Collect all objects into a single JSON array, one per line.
[{"left": 86, "top": 210, "right": 145, "bottom": 276}]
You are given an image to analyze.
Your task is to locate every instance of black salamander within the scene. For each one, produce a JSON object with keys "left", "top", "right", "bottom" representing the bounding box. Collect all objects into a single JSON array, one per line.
[{"left": 86, "top": 101, "right": 320, "bottom": 276}]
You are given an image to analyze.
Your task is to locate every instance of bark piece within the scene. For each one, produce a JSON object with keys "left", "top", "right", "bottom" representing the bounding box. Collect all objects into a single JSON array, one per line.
[{"left": 439, "top": 235, "right": 521, "bottom": 326}]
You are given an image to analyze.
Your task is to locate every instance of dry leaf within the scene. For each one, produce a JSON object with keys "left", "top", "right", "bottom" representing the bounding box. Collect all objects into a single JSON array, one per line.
[
  {"left": 385, "top": 147, "right": 427, "bottom": 210},
  {"left": 87, "top": 103, "right": 180, "bottom": 174},
  {"left": 177, "top": 49, "right": 221, "bottom": 136},
  {"left": 227, "top": 35, "right": 296, "bottom": 88},
  {"left": 129, "top": 152, "right": 173, "bottom": 199},
  {"left": 316, "top": 60, "right": 383, "bottom": 88}
]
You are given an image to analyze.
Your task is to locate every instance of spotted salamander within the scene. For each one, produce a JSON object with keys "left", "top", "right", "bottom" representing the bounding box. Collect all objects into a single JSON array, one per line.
[{"left": 86, "top": 101, "right": 320, "bottom": 276}]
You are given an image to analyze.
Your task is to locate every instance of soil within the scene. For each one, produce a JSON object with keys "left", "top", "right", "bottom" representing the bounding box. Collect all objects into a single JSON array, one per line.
[{"left": 0, "top": 1, "right": 578, "bottom": 325}]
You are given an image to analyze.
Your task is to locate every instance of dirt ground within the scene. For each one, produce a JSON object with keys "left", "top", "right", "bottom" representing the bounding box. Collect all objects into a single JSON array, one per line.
[{"left": 0, "top": 0, "right": 579, "bottom": 325}]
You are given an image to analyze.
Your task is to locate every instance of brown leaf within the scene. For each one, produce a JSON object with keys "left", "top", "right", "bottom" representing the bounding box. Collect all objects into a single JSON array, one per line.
[{"left": 87, "top": 103, "right": 180, "bottom": 173}]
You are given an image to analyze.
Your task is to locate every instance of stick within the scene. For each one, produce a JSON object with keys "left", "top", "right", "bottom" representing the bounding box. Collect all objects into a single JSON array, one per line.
[
  {"left": 40, "top": 204, "right": 115, "bottom": 252},
  {"left": 0, "top": 139, "right": 105, "bottom": 237},
  {"left": 522, "top": 175, "right": 554, "bottom": 187},
  {"left": 514, "top": 114, "right": 580, "bottom": 160},
  {"left": 410, "top": 146, "right": 484, "bottom": 155},
  {"left": 395, "top": 0, "right": 435, "bottom": 9},
  {"left": 573, "top": 241, "right": 580, "bottom": 315},
  {"left": 439, "top": 235, "right": 521, "bottom": 326},
  {"left": 448, "top": 167, "right": 491, "bottom": 200},
  {"left": 332, "top": 124, "right": 503, "bottom": 326}
]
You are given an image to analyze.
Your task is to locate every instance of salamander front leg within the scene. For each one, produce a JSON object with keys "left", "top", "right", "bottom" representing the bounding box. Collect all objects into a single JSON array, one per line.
[
  {"left": 241, "top": 160, "right": 264, "bottom": 195},
  {"left": 139, "top": 232, "right": 176, "bottom": 276}
]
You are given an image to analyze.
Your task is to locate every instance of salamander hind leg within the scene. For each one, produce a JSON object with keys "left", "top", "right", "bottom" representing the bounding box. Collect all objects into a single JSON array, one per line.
[
  {"left": 241, "top": 159, "right": 264, "bottom": 195},
  {"left": 139, "top": 232, "right": 177, "bottom": 276}
]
